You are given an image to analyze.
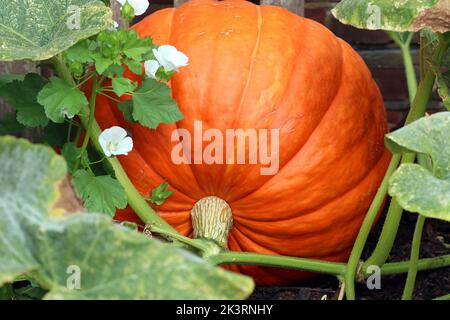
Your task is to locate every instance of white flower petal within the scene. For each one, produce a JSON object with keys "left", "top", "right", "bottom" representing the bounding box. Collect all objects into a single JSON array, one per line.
[
  {"left": 116, "top": 0, "right": 149, "bottom": 16},
  {"left": 153, "top": 45, "right": 189, "bottom": 72},
  {"left": 130, "top": 0, "right": 149, "bottom": 15},
  {"left": 109, "top": 126, "right": 128, "bottom": 142},
  {"left": 144, "top": 60, "right": 160, "bottom": 79},
  {"left": 115, "top": 137, "right": 134, "bottom": 156},
  {"left": 98, "top": 126, "right": 133, "bottom": 157}
]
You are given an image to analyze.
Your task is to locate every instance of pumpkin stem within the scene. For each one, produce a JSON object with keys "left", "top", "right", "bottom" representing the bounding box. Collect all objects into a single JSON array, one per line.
[{"left": 191, "top": 196, "right": 233, "bottom": 249}]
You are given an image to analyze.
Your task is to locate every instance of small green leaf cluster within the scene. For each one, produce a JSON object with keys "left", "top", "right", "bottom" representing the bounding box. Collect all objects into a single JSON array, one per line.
[{"left": 150, "top": 182, "right": 175, "bottom": 206}]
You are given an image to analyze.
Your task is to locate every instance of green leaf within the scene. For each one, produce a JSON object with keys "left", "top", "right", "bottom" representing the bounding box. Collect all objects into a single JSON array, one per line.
[
  {"left": 103, "top": 64, "right": 125, "bottom": 78},
  {"left": 123, "top": 30, "right": 154, "bottom": 61},
  {"left": 61, "top": 142, "right": 89, "bottom": 174},
  {"left": 331, "top": 0, "right": 450, "bottom": 33},
  {"left": 438, "top": 73, "right": 450, "bottom": 110},
  {"left": 38, "top": 77, "right": 88, "bottom": 123},
  {"left": 151, "top": 182, "right": 174, "bottom": 206},
  {"left": 0, "top": 136, "right": 254, "bottom": 299},
  {"left": 437, "top": 49, "right": 450, "bottom": 110},
  {"left": 112, "top": 77, "right": 136, "bottom": 97},
  {"left": 65, "top": 40, "right": 93, "bottom": 63},
  {"left": 0, "top": 284, "right": 13, "bottom": 300},
  {"left": 118, "top": 100, "right": 136, "bottom": 124},
  {"left": 0, "top": 74, "right": 25, "bottom": 88},
  {"left": 0, "top": 74, "right": 48, "bottom": 127},
  {"left": 132, "top": 78, "right": 184, "bottom": 129},
  {"left": 0, "top": 0, "right": 112, "bottom": 61},
  {"left": 0, "top": 112, "right": 24, "bottom": 135},
  {"left": 387, "top": 112, "right": 450, "bottom": 221},
  {"left": 125, "top": 58, "right": 143, "bottom": 75},
  {"left": 72, "top": 169, "right": 127, "bottom": 216},
  {"left": 13, "top": 282, "right": 47, "bottom": 300},
  {"left": 42, "top": 122, "right": 71, "bottom": 147},
  {"left": 92, "top": 53, "right": 114, "bottom": 75}
]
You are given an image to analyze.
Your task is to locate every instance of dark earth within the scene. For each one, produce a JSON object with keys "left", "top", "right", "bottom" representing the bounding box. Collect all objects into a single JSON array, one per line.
[{"left": 250, "top": 201, "right": 450, "bottom": 300}]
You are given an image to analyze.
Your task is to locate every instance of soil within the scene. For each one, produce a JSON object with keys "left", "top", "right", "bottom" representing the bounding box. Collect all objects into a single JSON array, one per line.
[{"left": 250, "top": 201, "right": 450, "bottom": 300}]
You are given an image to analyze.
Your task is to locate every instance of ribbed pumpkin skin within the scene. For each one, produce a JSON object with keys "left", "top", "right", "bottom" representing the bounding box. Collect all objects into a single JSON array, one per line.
[{"left": 95, "top": 0, "right": 391, "bottom": 284}]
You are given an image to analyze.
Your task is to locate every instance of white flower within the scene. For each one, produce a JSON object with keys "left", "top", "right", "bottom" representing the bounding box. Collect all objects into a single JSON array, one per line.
[
  {"left": 99, "top": 126, "right": 133, "bottom": 157},
  {"left": 109, "top": 20, "right": 119, "bottom": 31},
  {"left": 117, "top": 0, "right": 149, "bottom": 16},
  {"left": 144, "top": 60, "right": 160, "bottom": 79},
  {"left": 153, "top": 45, "right": 189, "bottom": 72}
]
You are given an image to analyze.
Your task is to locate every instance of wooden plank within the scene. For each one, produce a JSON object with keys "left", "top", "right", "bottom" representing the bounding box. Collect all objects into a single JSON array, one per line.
[
  {"left": 261, "top": 0, "right": 305, "bottom": 16},
  {"left": 111, "top": 0, "right": 126, "bottom": 27},
  {"left": 174, "top": 0, "right": 189, "bottom": 7}
]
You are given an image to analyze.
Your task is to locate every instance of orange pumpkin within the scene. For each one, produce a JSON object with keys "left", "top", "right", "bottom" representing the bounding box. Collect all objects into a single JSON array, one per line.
[{"left": 95, "top": 0, "right": 391, "bottom": 284}]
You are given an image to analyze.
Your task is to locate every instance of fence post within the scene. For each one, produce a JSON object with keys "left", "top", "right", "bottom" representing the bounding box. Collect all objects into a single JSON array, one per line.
[
  {"left": 174, "top": 0, "right": 189, "bottom": 7},
  {"left": 260, "top": 0, "right": 305, "bottom": 16}
]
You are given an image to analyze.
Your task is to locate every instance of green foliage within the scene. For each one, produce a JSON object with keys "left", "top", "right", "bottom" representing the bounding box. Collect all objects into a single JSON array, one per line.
[
  {"left": 38, "top": 77, "right": 89, "bottom": 123},
  {"left": 0, "top": 74, "right": 48, "bottom": 127},
  {"left": 62, "top": 142, "right": 89, "bottom": 174},
  {"left": 112, "top": 77, "right": 137, "bottom": 97},
  {"left": 132, "top": 78, "right": 184, "bottom": 129},
  {"left": 72, "top": 169, "right": 127, "bottom": 217},
  {"left": 89, "top": 29, "right": 154, "bottom": 76},
  {"left": 437, "top": 49, "right": 450, "bottom": 110},
  {"left": 0, "top": 137, "right": 254, "bottom": 299},
  {"left": 118, "top": 100, "right": 136, "bottom": 124},
  {"left": 42, "top": 122, "right": 73, "bottom": 147},
  {"left": 151, "top": 182, "right": 174, "bottom": 206},
  {"left": 332, "top": 0, "right": 449, "bottom": 33},
  {"left": 0, "top": 113, "right": 24, "bottom": 135},
  {"left": 0, "top": 0, "right": 112, "bottom": 61},
  {"left": 387, "top": 112, "right": 450, "bottom": 222},
  {"left": 0, "top": 74, "right": 25, "bottom": 87}
]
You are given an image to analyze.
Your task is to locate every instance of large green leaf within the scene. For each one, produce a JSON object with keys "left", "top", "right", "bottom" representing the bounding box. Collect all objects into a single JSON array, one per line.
[
  {"left": 0, "top": 0, "right": 112, "bottom": 61},
  {"left": 387, "top": 112, "right": 450, "bottom": 221},
  {"left": 132, "top": 78, "right": 184, "bottom": 129},
  {"left": 0, "top": 136, "right": 254, "bottom": 299},
  {"left": 332, "top": 0, "right": 450, "bottom": 33},
  {"left": 0, "top": 73, "right": 48, "bottom": 127}
]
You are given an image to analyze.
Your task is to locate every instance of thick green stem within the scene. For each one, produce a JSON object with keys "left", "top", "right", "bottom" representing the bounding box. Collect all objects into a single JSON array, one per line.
[
  {"left": 434, "top": 294, "right": 450, "bottom": 300},
  {"left": 379, "top": 254, "right": 450, "bottom": 276},
  {"left": 345, "top": 33, "right": 415, "bottom": 300},
  {"left": 74, "top": 74, "right": 98, "bottom": 172},
  {"left": 402, "top": 215, "right": 425, "bottom": 300},
  {"left": 400, "top": 44, "right": 418, "bottom": 103},
  {"left": 345, "top": 33, "right": 449, "bottom": 300},
  {"left": 344, "top": 154, "right": 401, "bottom": 299},
  {"left": 389, "top": 32, "right": 417, "bottom": 102},
  {"left": 365, "top": 36, "right": 450, "bottom": 271},
  {"left": 207, "top": 251, "right": 347, "bottom": 276},
  {"left": 50, "top": 56, "right": 176, "bottom": 233}
]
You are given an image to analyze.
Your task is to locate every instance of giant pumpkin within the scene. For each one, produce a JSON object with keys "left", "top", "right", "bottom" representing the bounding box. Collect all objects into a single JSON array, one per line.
[{"left": 94, "top": 0, "right": 391, "bottom": 284}]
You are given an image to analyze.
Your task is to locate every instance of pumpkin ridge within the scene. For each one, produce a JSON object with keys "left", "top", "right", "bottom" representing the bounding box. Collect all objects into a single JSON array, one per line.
[
  {"left": 232, "top": 149, "right": 388, "bottom": 224},
  {"left": 216, "top": 12, "right": 323, "bottom": 197},
  {"left": 169, "top": 8, "right": 207, "bottom": 195},
  {"left": 170, "top": 0, "right": 231, "bottom": 195},
  {"left": 233, "top": 4, "right": 262, "bottom": 127},
  {"left": 226, "top": 40, "right": 345, "bottom": 204},
  {"left": 203, "top": 1, "right": 263, "bottom": 194},
  {"left": 232, "top": 222, "right": 353, "bottom": 259}
]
